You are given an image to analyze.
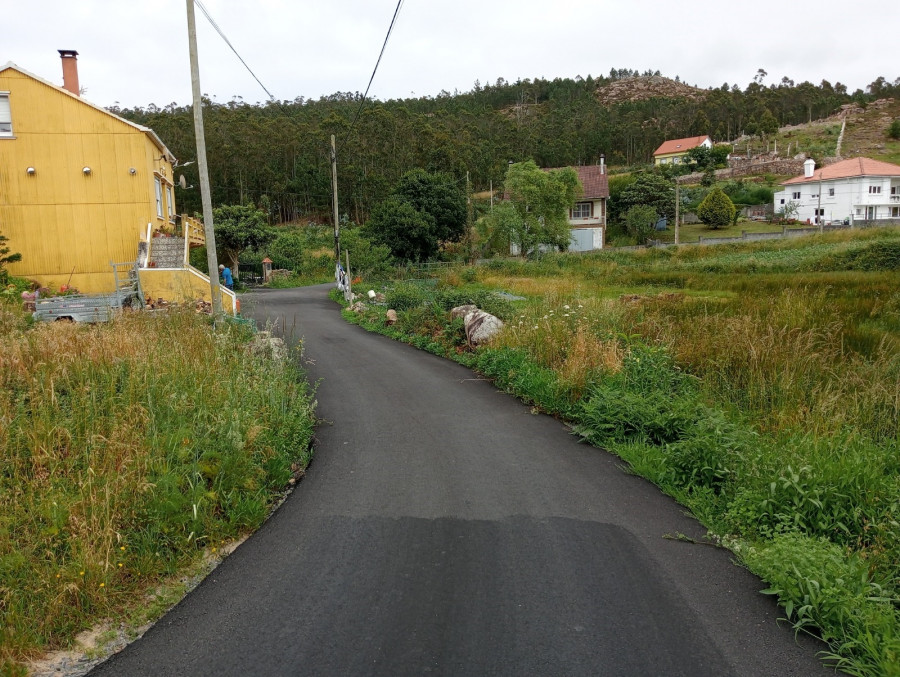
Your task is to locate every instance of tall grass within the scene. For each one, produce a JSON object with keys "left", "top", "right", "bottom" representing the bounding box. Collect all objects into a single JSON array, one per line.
[{"left": 0, "top": 308, "right": 315, "bottom": 670}]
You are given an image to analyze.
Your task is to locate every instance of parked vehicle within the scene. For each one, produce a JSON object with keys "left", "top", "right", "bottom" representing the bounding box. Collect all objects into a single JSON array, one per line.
[{"left": 33, "top": 262, "right": 144, "bottom": 323}]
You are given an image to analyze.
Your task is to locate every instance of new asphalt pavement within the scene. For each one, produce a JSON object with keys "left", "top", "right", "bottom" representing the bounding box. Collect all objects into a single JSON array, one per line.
[{"left": 90, "top": 284, "right": 831, "bottom": 676}]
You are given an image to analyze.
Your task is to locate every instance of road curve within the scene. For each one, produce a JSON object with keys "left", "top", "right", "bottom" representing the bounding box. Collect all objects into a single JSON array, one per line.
[{"left": 90, "top": 284, "right": 829, "bottom": 676}]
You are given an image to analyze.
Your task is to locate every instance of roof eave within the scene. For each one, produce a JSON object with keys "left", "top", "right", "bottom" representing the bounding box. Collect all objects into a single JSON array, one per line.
[{"left": 0, "top": 61, "right": 176, "bottom": 163}]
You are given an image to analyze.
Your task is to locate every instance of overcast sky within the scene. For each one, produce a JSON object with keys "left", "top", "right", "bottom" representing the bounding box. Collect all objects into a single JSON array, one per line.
[{"left": 5, "top": 1, "right": 897, "bottom": 109}]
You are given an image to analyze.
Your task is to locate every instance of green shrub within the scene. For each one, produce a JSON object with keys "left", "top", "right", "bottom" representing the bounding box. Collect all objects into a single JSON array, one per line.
[
  {"left": 888, "top": 119, "right": 900, "bottom": 141},
  {"left": 624, "top": 205, "right": 658, "bottom": 242},
  {"left": 697, "top": 186, "right": 736, "bottom": 229},
  {"left": 742, "top": 532, "right": 900, "bottom": 676},
  {"left": 385, "top": 281, "right": 430, "bottom": 310},
  {"left": 267, "top": 231, "right": 305, "bottom": 271}
]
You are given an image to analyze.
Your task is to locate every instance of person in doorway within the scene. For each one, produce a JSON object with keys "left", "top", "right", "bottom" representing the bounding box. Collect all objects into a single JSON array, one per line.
[{"left": 219, "top": 264, "right": 234, "bottom": 290}]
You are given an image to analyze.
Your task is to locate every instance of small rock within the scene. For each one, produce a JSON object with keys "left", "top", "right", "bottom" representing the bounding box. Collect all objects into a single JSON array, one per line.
[
  {"left": 349, "top": 302, "right": 367, "bottom": 313},
  {"left": 386, "top": 309, "right": 398, "bottom": 325},
  {"left": 367, "top": 289, "right": 377, "bottom": 299}
]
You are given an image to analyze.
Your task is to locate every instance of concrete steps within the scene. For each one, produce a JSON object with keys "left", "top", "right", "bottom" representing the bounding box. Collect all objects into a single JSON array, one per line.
[{"left": 149, "top": 237, "right": 185, "bottom": 268}]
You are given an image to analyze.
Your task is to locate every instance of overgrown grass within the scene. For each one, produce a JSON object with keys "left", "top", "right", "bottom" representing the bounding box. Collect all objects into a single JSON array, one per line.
[
  {"left": 341, "top": 229, "right": 900, "bottom": 676},
  {"left": 0, "top": 307, "right": 315, "bottom": 672}
]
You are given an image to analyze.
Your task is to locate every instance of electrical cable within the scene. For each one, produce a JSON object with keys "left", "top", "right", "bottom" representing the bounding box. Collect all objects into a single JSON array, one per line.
[
  {"left": 342, "top": 0, "right": 405, "bottom": 147},
  {"left": 194, "top": 0, "right": 275, "bottom": 100}
]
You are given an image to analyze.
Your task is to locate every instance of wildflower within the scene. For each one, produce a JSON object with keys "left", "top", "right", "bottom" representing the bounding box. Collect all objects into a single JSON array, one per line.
[
  {"left": 120, "top": 546, "right": 126, "bottom": 551},
  {"left": 563, "top": 305, "right": 570, "bottom": 310},
  {"left": 79, "top": 571, "right": 85, "bottom": 576},
  {"left": 99, "top": 583, "right": 105, "bottom": 588},
  {"left": 56, "top": 574, "right": 61, "bottom": 579},
  {"left": 118, "top": 563, "right": 123, "bottom": 568},
  {"left": 563, "top": 314, "right": 569, "bottom": 317}
]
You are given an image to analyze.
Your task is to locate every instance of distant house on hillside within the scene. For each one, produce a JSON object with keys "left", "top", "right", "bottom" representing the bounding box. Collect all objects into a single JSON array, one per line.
[
  {"left": 510, "top": 162, "right": 609, "bottom": 254},
  {"left": 773, "top": 157, "right": 900, "bottom": 224},
  {"left": 0, "top": 51, "right": 236, "bottom": 312},
  {"left": 566, "top": 164, "right": 608, "bottom": 251},
  {"left": 653, "top": 135, "right": 712, "bottom": 165}
]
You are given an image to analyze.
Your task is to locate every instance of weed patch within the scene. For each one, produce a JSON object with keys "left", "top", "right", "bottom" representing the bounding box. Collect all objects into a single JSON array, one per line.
[{"left": 0, "top": 310, "right": 315, "bottom": 668}]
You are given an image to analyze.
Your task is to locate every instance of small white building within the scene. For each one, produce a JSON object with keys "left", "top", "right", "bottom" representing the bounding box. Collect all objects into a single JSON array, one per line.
[{"left": 773, "top": 157, "right": 900, "bottom": 224}]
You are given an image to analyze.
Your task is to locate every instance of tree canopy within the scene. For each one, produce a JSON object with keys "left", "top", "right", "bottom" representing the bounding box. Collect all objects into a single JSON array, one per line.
[
  {"left": 364, "top": 169, "right": 467, "bottom": 262},
  {"left": 365, "top": 197, "right": 437, "bottom": 262},
  {"left": 617, "top": 173, "right": 676, "bottom": 221},
  {"left": 212, "top": 204, "right": 273, "bottom": 275},
  {"left": 480, "top": 160, "right": 581, "bottom": 256}
]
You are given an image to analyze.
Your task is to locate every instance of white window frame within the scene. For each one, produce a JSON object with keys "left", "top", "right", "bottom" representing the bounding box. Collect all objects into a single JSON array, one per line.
[
  {"left": 166, "top": 185, "right": 175, "bottom": 221},
  {"left": 828, "top": 188, "right": 835, "bottom": 197},
  {"left": 869, "top": 185, "right": 882, "bottom": 194},
  {"left": 571, "top": 202, "right": 593, "bottom": 219},
  {"left": 792, "top": 191, "right": 801, "bottom": 200},
  {"left": 891, "top": 206, "right": 900, "bottom": 218},
  {"left": 0, "top": 92, "right": 12, "bottom": 136},
  {"left": 155, "top": 177, "right": 163, "bottom": 218}
]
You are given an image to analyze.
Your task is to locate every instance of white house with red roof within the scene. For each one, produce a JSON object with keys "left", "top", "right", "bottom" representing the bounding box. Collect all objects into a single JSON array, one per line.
[
  {"left": 773, "top": 157, "right": 900, "bottom": 224},
  {"left": 653, "top": 135, "right": 712, "bottom": 165}
]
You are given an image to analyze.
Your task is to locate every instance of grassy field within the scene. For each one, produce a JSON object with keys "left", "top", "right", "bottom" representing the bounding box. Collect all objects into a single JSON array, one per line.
[
  {"left": 0, "top": 307, "right": 315, "bottom": 674},
  {"left": 342, "top": 228, "right": 900, "bottom": 676}
]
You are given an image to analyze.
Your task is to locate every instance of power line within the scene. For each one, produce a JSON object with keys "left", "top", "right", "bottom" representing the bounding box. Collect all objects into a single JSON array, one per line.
[
  {"left": 343, "top": 0, "right": 405, "bottom": 146},
  {"left": 194, "top": 0, "right": 274, "bottom": 100}
]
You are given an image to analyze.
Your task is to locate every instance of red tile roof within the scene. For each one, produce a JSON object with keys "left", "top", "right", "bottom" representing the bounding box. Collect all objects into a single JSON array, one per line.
[
  {"left": 782, "top": 157, "right": 900, "bottom": 184},
  {"left": 544, "top": 165, "right": 609, "bottom": 199},
  {"left": 653, "top": 135, "right": 710, "bottom": 157}
]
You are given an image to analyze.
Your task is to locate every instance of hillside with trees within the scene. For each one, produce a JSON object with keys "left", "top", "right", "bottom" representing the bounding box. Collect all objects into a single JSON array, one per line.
[{"left": 115, "top": 69, "right": 900, "bottom": 225}]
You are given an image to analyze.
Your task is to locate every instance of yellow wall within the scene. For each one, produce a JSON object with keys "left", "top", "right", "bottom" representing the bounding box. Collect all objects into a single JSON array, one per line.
[
  {"left": 0, "top": 66, "right": 177, "bottom": 293},
  {"left": 654, "top": 152, "right": 687, "bottom": 165},
  {"left": 140, "top": 267, "right": 237, "bottom": 315}
]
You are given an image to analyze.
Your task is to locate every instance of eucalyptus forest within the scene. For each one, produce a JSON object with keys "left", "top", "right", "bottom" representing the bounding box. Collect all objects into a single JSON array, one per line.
[{"left": 116, "top": 69, "right": 900, "bottom": 224}]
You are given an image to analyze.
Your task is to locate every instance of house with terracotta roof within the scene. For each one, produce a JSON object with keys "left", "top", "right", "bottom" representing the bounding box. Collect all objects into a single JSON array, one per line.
[
  {"left": 773, "top": 157, "right": 900, "bottom": 224},
  {"left": 653, "top": 135, "right": 712, "bottom": 165},
  {"left": 542, "top": 163, "right": 609, "bottom": 251}
]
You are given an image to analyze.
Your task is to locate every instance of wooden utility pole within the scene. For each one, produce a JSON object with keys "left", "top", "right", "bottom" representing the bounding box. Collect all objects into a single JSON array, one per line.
[
  {"left": 186, "top": 0, "right": 222, "bottom": 316},
  {"left": 331, "top": 135, "right": 340, "bottom": 262},
  {"left": 466, "top": 170, "right": 475, "bottom": 263},
  {"left": 674, "top": 182, "right": 680, "bottom": 245}
]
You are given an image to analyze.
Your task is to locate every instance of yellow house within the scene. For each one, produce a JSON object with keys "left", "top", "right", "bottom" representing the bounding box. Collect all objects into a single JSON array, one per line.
[
  {"left": 0, "top": 52, "right": 235, "bottom": 313},
  {"left": 653, "top": 135, "right": 712, "bottom": 166}
]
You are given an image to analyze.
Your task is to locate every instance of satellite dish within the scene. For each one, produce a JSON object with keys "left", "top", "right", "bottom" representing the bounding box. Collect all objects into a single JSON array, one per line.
[{"left": 179, "top": 174, "right": 187, "bottom": 189}]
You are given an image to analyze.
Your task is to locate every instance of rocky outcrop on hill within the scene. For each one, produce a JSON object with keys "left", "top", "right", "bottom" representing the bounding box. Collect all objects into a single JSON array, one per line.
[{"left": 596, "top": 76, "right": 706, "bottom": 105}]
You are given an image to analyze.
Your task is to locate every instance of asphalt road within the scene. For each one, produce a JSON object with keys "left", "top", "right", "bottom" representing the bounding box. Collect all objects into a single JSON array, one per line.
[{"left": 91, "top": 285, "right": 830, "bottom": 676}]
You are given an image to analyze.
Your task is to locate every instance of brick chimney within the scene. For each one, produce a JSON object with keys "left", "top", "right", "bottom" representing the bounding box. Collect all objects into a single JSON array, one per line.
[{"left": 58, "top": 50, "right": 80, "bottom": 96}]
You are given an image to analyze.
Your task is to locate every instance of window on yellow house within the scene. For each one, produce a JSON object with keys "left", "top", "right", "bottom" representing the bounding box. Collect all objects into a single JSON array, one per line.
[
  {"left": 0, "top": 93, "right": 12, "bottom": 136},
  {"left": 167, "top": 185, "right": 175, "bottom": 221},
  {"left": 155, "top": 177, "right": 163, "bottom": 218}
]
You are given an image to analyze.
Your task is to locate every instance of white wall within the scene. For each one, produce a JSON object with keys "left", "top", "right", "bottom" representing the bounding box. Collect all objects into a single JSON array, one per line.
[{"left": 774, "top": 176, "right": 900, "bottom": 223}]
